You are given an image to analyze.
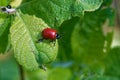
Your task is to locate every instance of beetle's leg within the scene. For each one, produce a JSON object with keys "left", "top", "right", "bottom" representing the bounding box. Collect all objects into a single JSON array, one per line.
[{"left": 36, "top": 38, "right": 44, "bottom": 43}]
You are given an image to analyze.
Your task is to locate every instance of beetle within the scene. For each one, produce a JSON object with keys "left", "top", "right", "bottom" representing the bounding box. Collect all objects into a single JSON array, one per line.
[
  {"left": 0, "top": 5, "right": 16, "bottom": 14},
  {"left": 37, "top": 28, "right": 60, "bottom": 44}
]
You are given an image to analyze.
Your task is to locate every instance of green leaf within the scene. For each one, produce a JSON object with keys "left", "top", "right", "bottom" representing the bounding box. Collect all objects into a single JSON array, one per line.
[
  {"left": 48, "top": 67, "right": 72, "bottom": 80},
  {"left": 22, "top": 0, "right": 33, "bottom": 3},
  {"left": 58, "top": 17, "right": 79, "bottom": 60},
  {"left": 0, "top": 0, "right": 7, "bottom": 6},
  {"left": 0, "top": 0, "right": 11, "bottom": 38},
  {"left": 10, "top": 0, "right": 22, "bottom": 7},
  {"left": 0, "top": 15, "right": 11, "bottom": 53},
  {"left": 20, "top": 0, "right": 103, "bottom": 27},
  {"left": 0, "top": 0, "right": 13, "bottom": 6},
  {"left": 79, "top": 0, "right": 103, "bottom": 11},
  {"left": 84, "top": 75, "right": 119, "bottom": 80},
  {"left": 10, "top": 11, "right": 58, "bottom": 70},
  {"left": 26, "top": 67, "right": 72, "bottom": 80},
  {"left": 71, "top": 8, "right": 113, "bottom": 73},
  {"left": 0, "top": 53, "right": 20, "bottom": 80},
  {"left": 0, "top": 0, "right": 14, "bottom": 54},
  {"left": 25, "top": 69, "right": 48, "bottom": 80},
  {"left": 102, "top": 0, "right": 113, "bottom": 6},
  {"left": 105, "top": 47, "right": 120, "bottom": 77}
]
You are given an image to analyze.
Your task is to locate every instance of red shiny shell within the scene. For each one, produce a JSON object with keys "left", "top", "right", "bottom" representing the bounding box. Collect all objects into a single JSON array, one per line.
[{"left": 41, "top": 28, "right": 57, "bottom": 40}]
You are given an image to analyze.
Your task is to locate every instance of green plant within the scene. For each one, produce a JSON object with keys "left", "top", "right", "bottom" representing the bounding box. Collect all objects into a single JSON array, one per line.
[{"left": 0, "top": 0, "right": 120, "bottom": 80}]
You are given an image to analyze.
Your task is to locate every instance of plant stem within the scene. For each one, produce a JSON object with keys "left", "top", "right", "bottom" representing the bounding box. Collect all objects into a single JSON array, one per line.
[
  {"left": 19, "top": 65, "right": 24, "bottom": 80},
  {"left": 113, "top": 0, "right": 120, "bottom": 26}
]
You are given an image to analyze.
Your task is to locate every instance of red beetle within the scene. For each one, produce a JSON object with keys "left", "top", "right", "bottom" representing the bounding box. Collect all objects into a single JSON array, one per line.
[{"left": 37, "top": 28, "right": 60, "bottom": 43}]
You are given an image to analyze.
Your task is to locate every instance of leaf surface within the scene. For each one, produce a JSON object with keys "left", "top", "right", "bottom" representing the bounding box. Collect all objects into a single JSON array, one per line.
[
  {"left": 10, "top": 11, "right": 58, "bottom": 70},
  {"left": 20, "top": 0, "right": 103, "bottom": 27}
]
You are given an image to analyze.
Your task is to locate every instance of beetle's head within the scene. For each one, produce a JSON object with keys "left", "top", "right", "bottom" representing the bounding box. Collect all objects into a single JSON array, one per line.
[{"left": 56, "top": 33, "right": 61, "bottom": 39}]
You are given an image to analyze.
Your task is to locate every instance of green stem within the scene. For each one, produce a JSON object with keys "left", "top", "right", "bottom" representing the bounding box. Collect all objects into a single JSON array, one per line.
[{"left": 19, "top": 65, "right": 24, "bottom": 80}]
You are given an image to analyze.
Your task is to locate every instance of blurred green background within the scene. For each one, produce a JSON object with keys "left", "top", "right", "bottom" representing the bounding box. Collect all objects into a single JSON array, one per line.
[{"left": 0, "top": 0, "right": 120, "bottom": 80}]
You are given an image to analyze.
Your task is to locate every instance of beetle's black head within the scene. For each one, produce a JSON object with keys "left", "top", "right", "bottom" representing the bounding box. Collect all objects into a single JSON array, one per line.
[
  {"left": 56, "top": 33, "right": 61, "bottom": 39},
  {"left": 6, "top": 5, "right": 11, "bottom": 9},
  {"left": 1, "top": 7, "right": 6, "bottom": 11}
]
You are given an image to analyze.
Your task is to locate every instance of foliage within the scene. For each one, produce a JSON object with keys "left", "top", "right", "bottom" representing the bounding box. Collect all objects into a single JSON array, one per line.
[
  {"left": 0, "top": 0, "right": 120, "bottom": 80},
  {"left": 0, "top": 53, "right": 20, "bottom": 80}
]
